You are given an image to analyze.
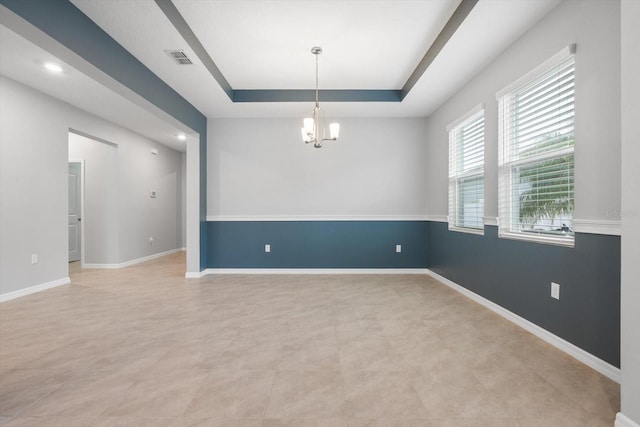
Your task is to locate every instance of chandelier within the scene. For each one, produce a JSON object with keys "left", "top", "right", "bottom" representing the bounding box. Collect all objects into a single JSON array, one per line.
[{"left": 301, "top": 47, "right": 340, "bottom": 148}]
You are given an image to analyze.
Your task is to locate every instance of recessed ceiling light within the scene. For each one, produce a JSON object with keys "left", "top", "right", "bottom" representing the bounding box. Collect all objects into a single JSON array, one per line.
[
  {"left": 44, "top": 62, "right": 63, "bottom": 73},
  {"left": 177, "top": 134, "right": 186, "bottom": 141}
]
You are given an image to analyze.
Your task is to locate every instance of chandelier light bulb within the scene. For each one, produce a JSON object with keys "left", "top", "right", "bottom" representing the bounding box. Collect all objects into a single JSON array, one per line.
[
  {"left": 304, "top": 118, "right": 314, "bottom": 134},
  {"left": 330, "top": 123, "right": 340, "bottom": 140}
]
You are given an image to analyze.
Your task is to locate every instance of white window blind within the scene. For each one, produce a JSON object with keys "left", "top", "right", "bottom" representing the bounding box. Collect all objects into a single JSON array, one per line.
[
  {"left": 498, "top": 47, "right": 575, "bottom": 245},
  {"left": 448, "top": 107, "right": 484, "bottom": 232}
]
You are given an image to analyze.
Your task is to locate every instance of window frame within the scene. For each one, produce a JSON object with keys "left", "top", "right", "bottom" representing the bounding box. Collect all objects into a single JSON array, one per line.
[
  {"left": 447, "top": 104, "right": 485, "bottom": 235},
  {"left": 496, "top": 45, "right": 576, "bottom": 247}
]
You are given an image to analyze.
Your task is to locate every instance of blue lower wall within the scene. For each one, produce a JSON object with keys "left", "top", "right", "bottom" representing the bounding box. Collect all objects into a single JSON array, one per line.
[
  {"left": 427, "top": 222, "right": 620, "bottom": 367},
  {"left": 207, "top": 221, "right": 428, "bottom": 268}
]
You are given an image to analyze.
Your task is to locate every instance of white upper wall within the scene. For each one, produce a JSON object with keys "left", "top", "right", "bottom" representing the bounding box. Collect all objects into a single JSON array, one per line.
[
  {"left": 207, "top": 118, "right": 428, "bottom": 219},
  {"left": 424, "top": 0, "right": 621, "bottom": 228}
]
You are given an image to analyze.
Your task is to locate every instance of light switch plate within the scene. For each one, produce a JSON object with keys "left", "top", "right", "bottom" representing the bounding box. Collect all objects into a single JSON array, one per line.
[{"left": 551, "top": 282, "right": 560, "bottom": 300}]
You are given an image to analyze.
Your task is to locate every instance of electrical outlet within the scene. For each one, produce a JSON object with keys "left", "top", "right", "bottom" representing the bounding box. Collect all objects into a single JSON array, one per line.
[
  {"left": 551, "top": 282, "right": 560, "bottom": 300},
  {"left": 265, "top": 244, "right": 271, "bottom": 253},
  {"left": 31, "top": 254, "right": 38, "bottom": 264},
  {"left": 149, "top": 237, "right": 154, "bottom": 245},
  {"left": 396, "top": 244, "right": 402, "bottom": 253}
]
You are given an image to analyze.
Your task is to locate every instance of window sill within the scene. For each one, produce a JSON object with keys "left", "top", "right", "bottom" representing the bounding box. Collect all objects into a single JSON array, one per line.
[
  {"left": 448, "top": 225, "right": 484, "bottom": 236},
  {"left": 498, "top": 230, "right": 574, "bottom": 247}
]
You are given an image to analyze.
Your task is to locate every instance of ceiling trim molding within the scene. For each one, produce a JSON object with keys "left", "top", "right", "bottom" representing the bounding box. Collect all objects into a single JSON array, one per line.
[
  {"left": 156, "top": 0, "right": 478, "bottom": 103},
  {"left": 154, "top": 0, "right": 233, "bottom": 100},
  {"left": 0, "top": 0, "right": 205, "bottom": 133},
  {"left": 401, "top": 0, "right": 479, "bottom": 99},
  {"left": 233, "top": 89, "right": 402, "bottom": 103}
]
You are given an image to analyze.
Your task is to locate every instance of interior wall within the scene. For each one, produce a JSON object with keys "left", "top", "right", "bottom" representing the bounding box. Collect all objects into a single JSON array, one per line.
[
  {"left": 0, "top": 76, "right": 184, "bottom": 296},
  {"left": 425, "top": 0, "right": 621, "bottom": 225},
  {"left": 181, "top": 152, "right": 187, "bottom": 249},
  {"left": 423, "top": 0, "right": 622, "bottom": 368},
  {"left": 206, "top": 117, "right": 429, "bottom": 269},
  {"left": 208, "top": 118, "right": 428, "bottom": 219},
  {"left": 115, "top": 129, "right": 183, "bottom": 264},
  {"left": 68, "top": 131, "right": 183, "bottom": 266},
  {"left": 620, "top": 0, "right": 640, "bottom": 424},
  {"left": 0, "top": 76, "right": 68, "bottom": 296},
  {"left": 68, "top": 133, "right": 119, "bottom": 265},
  {"left": 0, "top": 0, "right": 208, "bottom": 274}
]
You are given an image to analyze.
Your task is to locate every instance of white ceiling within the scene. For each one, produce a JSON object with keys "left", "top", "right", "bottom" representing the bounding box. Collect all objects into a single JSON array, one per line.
[
  {"left": 0, "top": 25, "right": 190, "bottom": 151},
  {"left": 1, "top": 0, "right": 561, "bottom": 150},
  {"left": 70, "top": 0, "right": 560, "bottom": 118},
  {"left": 172, "top": 0, "right": 459, "bottom": 90}
]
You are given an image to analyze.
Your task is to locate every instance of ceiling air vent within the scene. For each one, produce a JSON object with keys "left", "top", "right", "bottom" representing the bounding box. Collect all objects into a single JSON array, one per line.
[{"left": 164, "top": 50, "right": 193, "bottom": 65}]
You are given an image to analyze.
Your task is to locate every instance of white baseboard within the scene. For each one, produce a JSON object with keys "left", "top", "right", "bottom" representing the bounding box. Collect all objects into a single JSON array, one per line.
[
  {"left": 83, "top": 248, "right": 182, "bottom": 270},
  {"left": 425, "top": 269, "right": 621, "bottom": 384},
  {"left": 616, "top": 413, "right": 640, "bottom": 427},
  {"left": 193, "top": 268, "right": 430, "bottom": 276},
  {"left": 82, "top": 263, "right": 120, "bottom": 269},
  {"left": 185, "top": 271, "right": 207, "bottom": 279},
  {"left": 0, "top": 277, "right": 70, "bottom": 303}
]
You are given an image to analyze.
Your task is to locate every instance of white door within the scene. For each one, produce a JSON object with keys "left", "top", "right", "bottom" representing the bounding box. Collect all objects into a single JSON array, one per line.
[{"left": 68, "top": 162, "right": 81, "bottom": 262}]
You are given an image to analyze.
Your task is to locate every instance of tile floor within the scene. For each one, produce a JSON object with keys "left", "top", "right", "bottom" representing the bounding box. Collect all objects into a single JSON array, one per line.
[{"left": 0, "top": 252, "right": 619, "bottom": 426}]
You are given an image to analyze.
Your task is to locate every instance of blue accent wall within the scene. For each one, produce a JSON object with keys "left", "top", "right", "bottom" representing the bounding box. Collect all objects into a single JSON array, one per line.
[
  {"left": 207, "top": 221, "right": 428, "bottom": 268},
  {"left": 427, "top": 222, "right": 620, "bottom": 367}
]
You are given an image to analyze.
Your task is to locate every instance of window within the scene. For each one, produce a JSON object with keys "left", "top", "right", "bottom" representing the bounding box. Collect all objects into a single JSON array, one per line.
[
  {"left": 448, "top": 105, "right": 484, "bottom": 233},
  {"left": 497, "top": 46, "right": 575, "bottom": 246}
]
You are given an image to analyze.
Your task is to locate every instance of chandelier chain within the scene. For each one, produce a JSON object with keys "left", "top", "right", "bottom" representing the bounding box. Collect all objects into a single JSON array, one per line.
[{"left": 315, "top": 52, "right": 319, "bottom": 107}]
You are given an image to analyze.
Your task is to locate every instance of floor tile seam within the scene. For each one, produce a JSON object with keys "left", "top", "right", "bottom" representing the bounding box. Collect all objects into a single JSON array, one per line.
[
  {"left": 260, "top": 363, "right": 279, "bottom": 420},
  {"left": 469, "top": 365, "right": 594, "bottom": 417},
  {"left": 197, "top": 341, "right": 237, "bottom": 371},
  {"left": 338, "top": 364, "right": 349, "bottom": 417},
  {"left": 527, "top": 368, "right": 607, "bottom": 417},
  {"left": 534, "top": 366, "right": 620, "bottom": 409},
  {"left": 468, "top": 367, "right": 515, "bottom": 397},
  {"left": 99, "top": 371, "right": 202, "bottom": 419},
  {"left": 57, "top": 375, "right": 139, "bottom": 420},
  {"left": 6, "top": 368, "right": 86, "bottom": 419},
  {"left": 176, "top": 369, "right": 214, "bottom": 419},
  {"left": 241, "top": 301, "right": 267, "bottom": 330},
  {"left": 408, "top": 379, "right": 450, "bottom": 421}
]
